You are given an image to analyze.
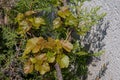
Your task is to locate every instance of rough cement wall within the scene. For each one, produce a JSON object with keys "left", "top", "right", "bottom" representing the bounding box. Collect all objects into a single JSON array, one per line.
[{"left": 85, "top": 0, "right": 120, "bottom": 80}]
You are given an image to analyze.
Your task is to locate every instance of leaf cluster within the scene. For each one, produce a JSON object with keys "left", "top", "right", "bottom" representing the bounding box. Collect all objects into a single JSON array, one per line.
[{"left": 0, "top": 0, "right": 106, "bottom": 79}]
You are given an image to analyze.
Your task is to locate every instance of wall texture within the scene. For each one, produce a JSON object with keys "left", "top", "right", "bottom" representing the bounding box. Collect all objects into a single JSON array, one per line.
[{"left": 85, "top": 0, "right": 120, "bottom": 80}]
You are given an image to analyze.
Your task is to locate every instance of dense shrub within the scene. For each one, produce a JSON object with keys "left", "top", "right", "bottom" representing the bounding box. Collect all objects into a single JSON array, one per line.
[{"left": 0, "top": 0, "right": 106, "bottom": 80}]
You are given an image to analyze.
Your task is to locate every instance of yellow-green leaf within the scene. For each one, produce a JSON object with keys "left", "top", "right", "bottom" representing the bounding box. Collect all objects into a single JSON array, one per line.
[
  {"left": 35, "top": 54, "right": 47, "bottom": 65},
  {"left": 36, "top": 54, "right": 47, "bottom": 61},
  {"left": 55, "top": 39, "right": 62, "bottom": 50},
  {"left": 53, "top": 17, "right": 62, "bottom": 29},
  {"left": 65, "top": 15, "right": 78, "bottom": 26},
  {"left": 35, "top": 64, "right": 40, "bottom": 71},
  {"left": 23, "top": 37, "right": 41, "bottom": 57},
  {"left": 34, "top": 54, "right": 48, "bottom": 72},
  {"left": 61, "top": 40, "right": 73, "bottom": 52},
  {"left": 17, "top": 20, "right": 31, "bottom": 34},
  {"left": 30, "top": 57, "right": 37, "bottom": 63},
  {"left": 56, "top": 54, "right": 69, "bottom": 68},
  {"left": 45, "top": 37, "right": 56, "bottom": 49},
  {"left": 47, "top": 57, "right": 55, "bottom": 63},
  {"left": 39, "top": 62, "right": 50, "bottom": 75},
  {"left": 58, "top": 6, "right": 71, "bottom": 18},
  {"left": 32, "top": 44, "right": 41, "bottom": 53},
  {"left": 46, "top": 52, "right": 56, "bottom": 63},
  {"left": 34, "top": 37, "right": 46, "bottom": 51},
  {"left": 15, "top": 13, "right": 24, "bottom": 23},
  {"left": 23, "top": 37, "right": 46, "bottom": 57},
  {"left": 24, "top": 61, "right": 33, "bottom": 74},
  {"left": 24, "top": 11, "right": 35, "bottom": 16},
  {"left": 32, "top": 17, "right": 45, "bottom": 29}
]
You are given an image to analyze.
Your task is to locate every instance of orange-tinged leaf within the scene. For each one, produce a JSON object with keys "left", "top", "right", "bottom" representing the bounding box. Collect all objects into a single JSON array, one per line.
[
  {"left": 23, "top": 37, "right": 39, "bottom": 55},
  {"left": 36, "top": 54, "right": 47, "bottom": 61},
  {"left": 23, "top": 37, "right": 46, "bottom": 56},
  {"left": 32, "top": 44, "right": 41, "bottom": 53},
  {"left": 33, "top": 37, "right": 46, "bottom": 51},
  {"left": 53, "top": 17, "right": 62, "bottom": 29},
  {"left": 24, "top": 61, "right": 33, "bottom": 74},
  {"left": 45, "top": 37, "right": 56, "bottom": 49},
  {"left": 61, "top": 40, "right": 73, "bottom": 52},
  {"left": 35, "top": 54, "right": 47, "bottom": 65},
  {"left": 25, "top": 11, "right": 35, "bottom": 16},
  {"left": 34, "top": 54, "right": 48, "bottom": 72}
]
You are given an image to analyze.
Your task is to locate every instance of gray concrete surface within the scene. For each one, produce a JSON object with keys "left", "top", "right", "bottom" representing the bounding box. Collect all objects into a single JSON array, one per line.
[{"left": 84, "top": 0, "right": 120, "bottom": 80}]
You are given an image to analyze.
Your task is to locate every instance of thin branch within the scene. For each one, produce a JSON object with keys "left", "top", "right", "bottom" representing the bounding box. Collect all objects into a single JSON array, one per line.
[
  {"left": 54, "top": 63, "right": 63, "bottom": 80},
  {"left": 63, "top": 0, "right": 67, "bottom": 6},
  {"left": 65, "top": 29, "right": 73, "bottom": 41}
]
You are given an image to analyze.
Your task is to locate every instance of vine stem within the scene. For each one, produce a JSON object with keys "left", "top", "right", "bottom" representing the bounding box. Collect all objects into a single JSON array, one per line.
[
  {"left": 65, "top": 29, "right": 73, "bottom": 41},
  {"left": 54, "top": 63, "right": 63, "bottom": 80},
  {"left": 63, "top": 0, "right": 67, "bottom": 6}
]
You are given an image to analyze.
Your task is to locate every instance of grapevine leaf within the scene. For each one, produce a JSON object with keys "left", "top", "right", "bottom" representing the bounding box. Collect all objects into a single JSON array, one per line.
[
  {"left": 38, "top": 62, "right": 50, "bottom": 75},
  {"left": 32, "top": 44, "right": 41, "bottom": 53},
  {"left": 32, "top": 17, "right": 45, "bottom": 29},
  {"left": 17, "top": 20, "right": 32, "bottom": 34},
  {"left": 23, "top": 37, "right": 38, "bottom": 55},
  {"left": 53, "top": 17, "right": 62, "bottom": 29},
  {"left": 35, "top": 54, "right": 47, "bottom": 65},
  {"left": 23, "top": 37, "right": 43, "bottom": 57},
  {"left": 24, "top": 10, "right": 35, "bottom": 16},
  {"left": 48, "top": 57, "right": 55, "bottom": 63},
  {"left": 30, "top": 57, "right": 37, "bottom": 63},
  {"left": 55, "top": 39, "right": 62, "bottom": 50},
  {"left": 58, "top": 6, "right": 71, "bottom": 18},
  {"left": 23, "top": 37, "right": 46, "bottom": 57},
  {"left": 35, "top": 54, "right": 48, "bottom": 72},
  {"left": 45, "top": 37, "right": 56, "bottom": 49},
  {"left": 15, "top": 13, "right": 24, "bottom": 23},
  {"left": 61, "top": 40, "right": 73, "bottom": 52},
  {"left": 24, "top": 61, "right": 33, "bottom": 74},
  {"left": 56, "top": 54, "right": 69, "bottom": 68},
  {"left": 35, "top": 64, "right": 40, "bottom": 71},
  {"left": 46, "top": 52, "right": 56, "bottom": 63},
  {"left": 31, "top": 37, "right": 45, "bottom": 53}
]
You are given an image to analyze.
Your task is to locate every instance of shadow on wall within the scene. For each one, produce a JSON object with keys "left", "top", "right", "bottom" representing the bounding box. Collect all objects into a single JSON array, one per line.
[
  {"left": 82, "top": 19, "right": 110, "bottom": 79},
  {"left": 82, "top": 19, "right": 109, "bottom": 53},
  {"left": 70, "top": 18, "right": 110, "bottom": 80}
]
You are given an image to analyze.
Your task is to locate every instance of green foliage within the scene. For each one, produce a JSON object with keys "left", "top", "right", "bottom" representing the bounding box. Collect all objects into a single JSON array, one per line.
[
  {"left": 0, "top": 0, "right": 106, "bottom": 80},
  {"left": 0, "top": 26, "right": 17, "bottom": 64},
  {"left": 1, "top": 26, "right": 17, "bottom": 49},
  {"left": 0, "top": 26, "right": 17, "bottom": 79},
  {"left": 14, "top": 0, "right": 53, "bottom": 13}
]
